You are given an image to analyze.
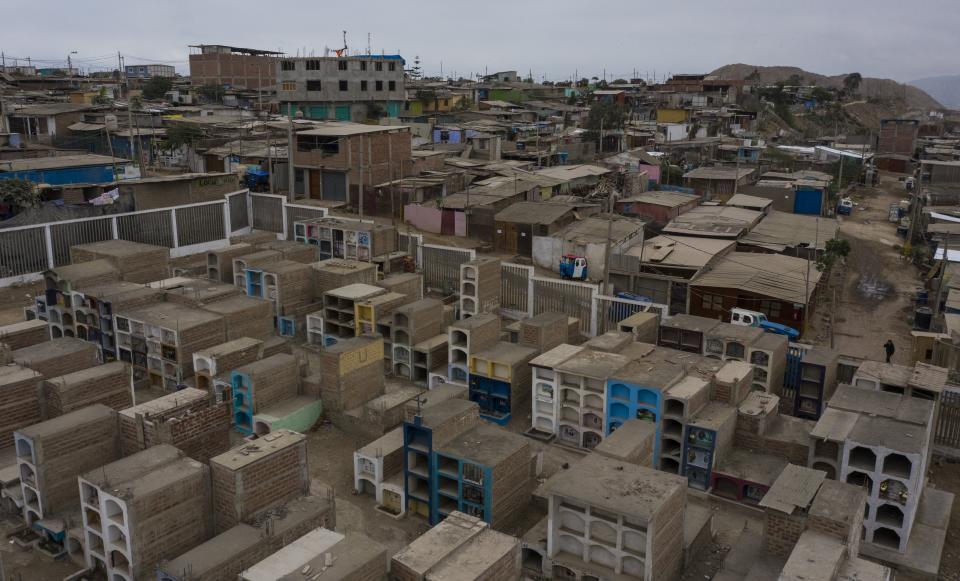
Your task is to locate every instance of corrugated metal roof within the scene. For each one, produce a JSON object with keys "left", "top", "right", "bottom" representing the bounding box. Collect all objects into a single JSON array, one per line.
[
  {"left": 690, "top": 251, "right": 822, "bottom": 304},
  {"left": 0, "top": 154, "right": 130, "bottom": 172},
  {"left": 740, "top": 211, "right": 840, "bottom": 252},
  {"left": 494, "top": 202, "right": 577, "bottom": 225},
  {"left": 683, "top": 167, "right": 754, "bottom": 180}
]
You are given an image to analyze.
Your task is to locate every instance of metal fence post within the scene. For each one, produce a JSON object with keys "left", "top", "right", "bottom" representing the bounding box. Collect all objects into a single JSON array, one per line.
[
  {"left": 280, "top": 200, "right": 289, "bottom": 240},
  {"left": 222, "top": 199, "right": 232, "bottom": 237},
  {"left": 170, "top": 209, "right": 179, "bottom": 248},
  {"left": 43, "top": 225, "right": 54, "bottom": 269},
  {"left": 111, "top": 217, "right": 119, "bottom": 240}
]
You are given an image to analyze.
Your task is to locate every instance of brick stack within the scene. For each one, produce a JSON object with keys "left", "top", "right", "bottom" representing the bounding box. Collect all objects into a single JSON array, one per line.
[
  {"left": 0, "top": 365, "right": 44, "bottom": 450},
  {"left": 44, "top": 360, "right": 132, "bottom": 417},
  {"left": 193, "top": 337, "right": 264, "bottom": 394},
  {"left": 119, "top": 387, "right": 231, "bottom": 462},
  {"left": 45, "top": 259, "right": 120, "bottom": 292},
  {"left": 0, "top": 343, "right": 9, "bottom": 365},
  {"left": 158, "top": 494, "right": 336, "bottom": 581},
  {"left": 376, "top": 272, "right": 423, "bottom": 300},
  {"left": 162, "top": 279, "right": 242, "bottom": 308},
  {"left": 311, "top": 259, "right": 378, "bottom": 299},
  {"left": 123, "top": 302, "right": 226, "bottom": 379},
  {"left": 593, "top": 418, "right": 657, "bottom": 467},
  {"left": 519, "top": 312, "right": 568, "bottom": 354},
  {"left": 232, "top": 250, "right": 282, "bottom": 285},
  {"left": 230, "top": 230, "right": 278, "bottom": 245},
  {"left": 713, "top": 360, "right": 755, "bottom": 406},
  {"left": 392, "top": 298, "right": 445, "bottom": 378},
  {"left": 258, "top": 239, "right": 319, "bottom": 264},
  {"left": 459, "top": 256, "right": 501, "bottom": 317},
  {"left": 233, "top": 353, "right": 302, "bottom": 414},
  {"left": 15, "top": 404, "right": 121, "bottom": 519},
  {"left": 0, "top": 321, "right": 49, "bottom": 350},
  {"left": 70, "top": 239, "right": 170, "bottom": 284},
  {"left": 314, "top": 336, "right": 385, "bottom": 413},
  {"left": 265, "top": 260, "right": 315, "bottom": 316},
  {"left": 210, "top": 430, "right": 310, "bottom": 534},
  {"left": 80, "top": 445, "right": 212, "bottom": 580},
  {"left": 207, "top": 243, "right": 255, "bottom": 283},
  {"left": 201, "top": 295, "right": 274, "bottom": 341},
  {"left": 12, "top": 338, "right": 100, "bottom": 378}
]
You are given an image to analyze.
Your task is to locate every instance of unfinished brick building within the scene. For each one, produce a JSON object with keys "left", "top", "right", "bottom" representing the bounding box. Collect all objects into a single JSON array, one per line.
[
  {"left": 0, "top": 365, "right": 45, "bottom": 450},
  {"left": 16, "top": 404, "right": 121, "bottom": 523},
  {"left": 118, "top": 387, "right": 231, "bottom": 462},
  {"left": 79, "top": 444, "right": 212, "bottom": 580},
  {"left": 210, "top": 430, "right": 310, "bottom": 534},
  {"left": 43, "top": 361, "right": 132, "bottom": 417}
]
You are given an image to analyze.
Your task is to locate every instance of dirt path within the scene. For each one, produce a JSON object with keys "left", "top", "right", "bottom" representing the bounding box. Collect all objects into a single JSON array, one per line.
[{"left": 811, "top": 175, "right": 918, "bottom": 364}]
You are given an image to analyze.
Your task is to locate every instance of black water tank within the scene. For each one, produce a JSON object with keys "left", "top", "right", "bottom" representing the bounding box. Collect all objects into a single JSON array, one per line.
[{"left": 914, "top": 307, "right": 933, "bottom": 331}]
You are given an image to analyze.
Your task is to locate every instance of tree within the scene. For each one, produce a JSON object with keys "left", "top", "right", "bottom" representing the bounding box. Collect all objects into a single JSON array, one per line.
[
  {"left": 91, "top": 87, "right": 112, "bottom": 105},
  {"left": 142, "top": 76, "right": 173, "bottom": 100},
  {"left": 161, "top": 124, "right": 204, "bottom": 152},
  {"left": 612, "top": 79, "right": 628, "bottom": 85},
  {"left": 197, "top": 83, "right": 225, "bottom": 104},
  {"left": 811, "top": 86, "right": 835, "bottom": 103},
  {"left": 366, "top": 101, "right": 385, "bottom": 120},
  {"left": 129, "top": 96, "right": 144, "bottom": 111},
  {"left": 576, "top": 78, "right": 590, "bottom": 88},
  {"left": 816, "top": 238, "right": 851, "bottom": 272},
  {"left": 583, "top": 101, "right": 627, "bottom": 148},
  {"left": 0, "top": 179, "right": 40, "bottom": 213},
  {"left": 843, "top": 73, "right": 862, "bottom": 96},
  {"left": 745, "top": 69, "right": 761, "bottom": 82}
]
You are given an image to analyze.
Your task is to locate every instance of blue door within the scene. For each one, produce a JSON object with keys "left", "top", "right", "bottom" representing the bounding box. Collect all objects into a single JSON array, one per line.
[
  {"left": 335, "top": 105, "right": 351, "bottom": 121},
  {"left": 794, "top": 189, "right": 823, "bottom": 215}
]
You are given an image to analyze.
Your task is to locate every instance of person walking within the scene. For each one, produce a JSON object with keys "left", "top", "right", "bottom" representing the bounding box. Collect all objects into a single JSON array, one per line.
[{"left": 884, "top": 339, "right": 895, "bottom": 363}]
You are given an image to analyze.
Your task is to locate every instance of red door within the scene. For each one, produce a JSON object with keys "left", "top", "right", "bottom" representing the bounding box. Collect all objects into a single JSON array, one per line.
[{"left": 441, "top": 209, "right": 456, "bottom": 235}]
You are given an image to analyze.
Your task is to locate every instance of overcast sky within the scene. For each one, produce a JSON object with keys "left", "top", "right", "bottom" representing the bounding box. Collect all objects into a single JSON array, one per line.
[{"left": 4, "top": 0, "right": 958, "bottom": 82}]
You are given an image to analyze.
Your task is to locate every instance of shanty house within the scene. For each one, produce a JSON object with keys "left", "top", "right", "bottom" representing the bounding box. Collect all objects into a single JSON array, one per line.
[
  {"left": 682, "top": 167, "right": 755, "bottom": 200},
  {"left": 493, "top": 202, "right": 578, "bottom": 256},
  {"left": 688, "top": 251, "right": 821, "bottom": 329},
  {"left": 533, "top": 215, "right": 646, "bottom": 277},
  {"left": 615, "top": 191, "right": 701, "bottom": 228}
]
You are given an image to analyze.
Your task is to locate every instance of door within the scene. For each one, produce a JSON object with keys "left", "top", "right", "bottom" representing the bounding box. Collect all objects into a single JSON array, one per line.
[
  {"left": 322, "top": 171, "right": 347, "bottom": 201},
  {"left": 498, "top": 223, "right": 518, "bottom": 254},
  {"left": 308, "top": 169, "right": 321, "bottom": 199},
  {"left": 335, "top": 105, "right": 351, "bottom": 121},
  {"left": 517, "top": 225, "right": 532, "bottom": 256},
  {"left": 441, "top": 209, "right": 456, "bottom": 236}
]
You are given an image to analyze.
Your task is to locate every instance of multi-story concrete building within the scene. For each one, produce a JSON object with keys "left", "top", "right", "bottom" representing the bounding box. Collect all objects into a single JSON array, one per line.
[
  {"left": 277, "top": 55, "right": 406, "bottom": 122},
  {"left": 124, "top": 64, "right": 175, "bottom": 79},
  {"left": 291, "top": 122, "right": 411, "bottom": 203},
  {"left": 189, "top": 44, "right": 281, "bottom": 90}
]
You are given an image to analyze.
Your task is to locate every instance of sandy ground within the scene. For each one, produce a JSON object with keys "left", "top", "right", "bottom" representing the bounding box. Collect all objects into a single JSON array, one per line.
[
  {"left": 808, "top": 175, "right": 918, "bottom": 365},
  {"left": 929, "top": 458, "right": 960, "bottom": 581}
]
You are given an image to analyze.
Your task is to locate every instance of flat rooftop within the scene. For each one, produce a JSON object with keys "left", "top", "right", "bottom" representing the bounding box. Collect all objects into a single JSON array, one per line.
[
  {"left": 530, "top": 344, "right": 584, "bottom": 369},
  {"left": 119, "top": 387, "right": 207, "bottom": 419},
  {"left": 828, "top": 384, "right": 934, "bottom": 426},
  {"left": 541, "top": 454, "right": 685, "bottom": 522},
  {"left": 211, "top": 429, "right": 305, "bottom": 471},
  {"left": 426, "top": 528, "right": 518, "bottom": 580},
  {"left": 123, "top": 301, "right": 221, "bottom": 330},
  {"left": 392, "top": 512, "right": 487, "bottom": 575},
  {"left": 555, "top": 349, "right": 631, "bottom": 380},
  {"left": 472, "top": 341, "right": 538, "bottom": 366},
  {"left": 82, "top": 443, "right": 182, "bottom": 489},
  {"left": 16, "top": 404, "right": 114, "bottom": 440},
  {"left": 435, "top": 423, "right": 528, "bottom": 466},
  {"left": 298, "top": 121, "right": 408, "bottom": 137},
  {"left": 12, "top": 337, "right": 95, "bottom": 363}
]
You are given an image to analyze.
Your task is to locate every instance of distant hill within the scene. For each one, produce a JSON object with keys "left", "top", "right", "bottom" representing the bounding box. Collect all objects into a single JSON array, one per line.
[
  {"left": 710, "top": 64, "right": 943, "bottom": 110},
  {"left": 909, "top": 75, "right": 960, "bottom": 110}
]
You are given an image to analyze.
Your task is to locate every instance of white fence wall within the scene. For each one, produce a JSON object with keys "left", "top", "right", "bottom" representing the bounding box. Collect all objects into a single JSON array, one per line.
[{"left": 0, "top": 189, "right": 259, "bottom": 287}]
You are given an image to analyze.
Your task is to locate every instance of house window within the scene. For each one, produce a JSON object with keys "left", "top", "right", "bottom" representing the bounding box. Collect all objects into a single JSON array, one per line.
[
  {"left": 281, "top": 81, "right": 297, "bottom": 91},
  {"left": 462, "top": 462, "right": 484, "bottom": 485},
  {"left": 281, "top": 60, "right": 296, "bottom": 71},
  {"left": 443, "top": 98, "right": 449, "bottom": 106},
  {"left": 305, "top": 60, "right": 321, "bottom": 71},
  {"left": 404, "top": 101, "right": 409, "bottom": 111},
  {"left": 338, "top": 60, "right": 348, "bottom": 71},
  {"left": 375, "top": 61, "right": 383, "bottom": 72},
  {"left": 339, "top": 80, "right": 348, "bottom": 91},
  {"left": 298, "top": 135, "right": 340, "bottom": 154},
  {"left": 388, "top": 81, "right": 396, "bottom": 91},
  {"left": 389, "top": 62, "right": 396, "bottom": 71},
  {"left": 376, "top": 80, "right": 383, "bottom": 91},
  {"left": 306, "top": 80, "right": 322, "bottom": 91},
  {"left": 701, "top": 293, "right": 723, "bottom": 312},
  {"left": 360, "top": 80, "right": 368, "bottom": 91},
  {"left": 757, "top": 300, "right": 782, "bottom": 319},
  {"left": 360, "top": 61, "right": 367, "bottom": 71}
]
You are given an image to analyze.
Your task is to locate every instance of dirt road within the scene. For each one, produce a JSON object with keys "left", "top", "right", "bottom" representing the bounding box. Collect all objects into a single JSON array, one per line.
[{"left": 811, "top": 175, "right": 919, "bottom": 364}]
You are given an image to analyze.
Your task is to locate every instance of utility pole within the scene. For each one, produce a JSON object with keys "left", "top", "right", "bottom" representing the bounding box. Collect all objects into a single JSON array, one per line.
[
  {"left": 123, "top": 56, "right": 146, "bottom": 177},
  {"left": 286, "top": 115, "right": 296, "bottom": 202},
  {"left": 601, "top": 185, "right": 613, "bottom": 294},
  {"left": 934, "top": 235, "right": 951, "bottom": 321},
  {"left": 733, "top": 147, "right": 741, "bottom": 196},
  {"left": 358, "top": 135, "right": 364, "bottom": 219}
]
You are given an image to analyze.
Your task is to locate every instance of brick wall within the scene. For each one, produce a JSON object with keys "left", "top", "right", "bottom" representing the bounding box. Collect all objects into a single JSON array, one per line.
[
  {"left": 763, "top": 510, "right": 806, "bottom": 558},
  {"left": 156, "top": 399, "right": 232, "bottom": 462},
  {"left": 650, "top": 486, "right": 685, "bottom": 581},
  {"left": 211, "top": 438, "right": 309, "bottom": 534},
  {"left": 0, "top": 367, "right": 43, "bottom": 450},
  {"left": 44, "top": 363, "right": 131, "bottom": 417}
]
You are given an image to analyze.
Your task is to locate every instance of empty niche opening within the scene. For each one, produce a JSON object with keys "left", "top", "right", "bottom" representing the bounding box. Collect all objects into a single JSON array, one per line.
[
  {"left": 664, "top": 398, "right": 685, "bottom": 418},
  {"left": 846, "top": 471, "right": 874, "bottom": 491},
  {"left": 462, "top": 281, "right": 477, "bottom": 297},
  {"left": 394, "top": 313, "right": 409, "bottom": 328},
  {"left": 622, "top": 556, "right": 645, "bottom": 577},
  {"left": 552, "top": 564, "right": 577, "bottom": 579},
  {"left": 461, "top": 297, "right": 477, "bottom": 314},
  {"left": 19, "top": 463, "right": 36, "bottom": 487},
  {"left": 814, "top": 440, "right": 839, "bottom": 460},
  {"left": 872, "top": 527, "right": 901, "bottom": 550},
  {"left": 589, "top": 519, "right": 618, "bottom": 547},
  {"left": 23, "top": 486, "right": 39, "bottom": 510},
  {"left": 106, "top": 524, "right": 127, "bottom": 546},
  {"left": 713, "top": 476, "right": 739, "bottom": 499},
  {"left": 254, "top": 421, "right": 271, "bottom": 436},
  {"left": 51, "top": 326, "right": 63, "bottom": 338},
  {"left": 85, "top": 508, "right": 102, "bottom": 531},
  {"left": 451, "top": 347, "right": 468, "bottom": 365},
  {"left": 660, "top": 456, "right": 681, "bottom": 474},
  {"left": 65, "top": 534, "right": 82, "bottom": 555},
  {"left": 87, "top": 531, "right": 104, "bottom": 555},
  {"left": 451, "top": 330, "right": 468, "bottom": 348},
  {"left": 24, "top": 508, "right": 40, "bottom": 526},
  {"left": 663, "top": 418, "right": 683, "bottom": 438},
  {"left": 394, "top": 330, "right": 410, "bottom": 346},
  {"left": 811, "top": 462, "right": 836, "bottom": 480},
  {"left": 588, "top": 544, "right": 617, "bottom": 570},
  {"left": 875, "top": 504, "right": 905, "bottom": 529},
  {"left": 882, "top": 453, "right": 912, "bottom": 480},
  {"left": 522, "top": 548, "right": 544, "bottom": 574},
  {"left": 848, "top": 446, "right": 877, "bottom": 472},
  {"left": 104, "top": 498, "right": 125, "bottom": 526},
  {"left": 14, "top": 435, "right": 33, "bottom": 461}
]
